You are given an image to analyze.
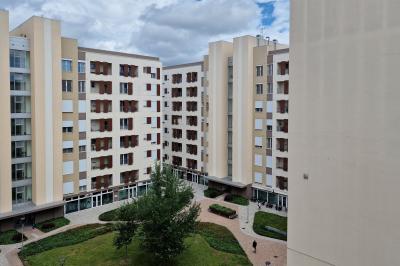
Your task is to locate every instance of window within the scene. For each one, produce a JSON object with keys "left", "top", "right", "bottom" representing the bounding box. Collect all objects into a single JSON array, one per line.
[
  {"left": 62, "top": 59, "right": 72, "bottom": 72},
  {"left": 63, "top": 126, "right": 73, "bottom": 133},
  {"left": 255, "top": 119, "right": 263, "bottom": 130},
  {"left": 10, "top": 50, "right": 29, "bottom": 68},
  {"left": 120, "top": 83, "right": 128, "bottom": 94},
  {"left": 255, "top": 101, "right": 263, "bottom": 112},
  {"left": 164, "top": 75, "right": 168, "bottom": 81},
  {"left": 256, "top": 65, "right": 263, "bottom": 77},
  {"left": 78, "top": 61, "right": 85, "bottom": 73},
  {"left": 79, "top": 145, "right": 86, "bottom": 152},
  {"left": 256, "top": 84, "right": 263, "bottom": 94},
  {"left": 254, "top": 172, "right": 263, "bottom": 184},
  {"left": 120, "top": 118, "right": 129, "bottom": 130},
  {"left": 10, "top": 73, "right": 30, "bottom": 91},
  {"left": 120, "top": 154, "right": 128, "bottom": 165},
  {"left": 266, "top": 174, "right": 273, "bottom": 187},
  {"left": 12, "top": 185, "right": 32, "bottom": 205},
  {"left": 267, "top": 138, "right": 272, "bottom": 149},
  {"left": 266, "top": 156, "right": 273, "bottom": 168},
  {"left": 164, "top": 115, "right": 168, "bottom": 121},
  {"left": 62, "top": 80, "right": 72, "bottom": 92},
  {"left": 267, "top": 101, "right": 273, "bottom": 113},
  {"left": 63, "top": 148, "right": 73, "bottom": 153},
  {"left": 78, "top": 81, "right": 85, "bottom": 93},
  {"left": 255, "top": 154, "right": 262, "bottom": 166},
  {"left": 255, "top": 137, "right": 262, "bottom": 148},
  {"left": 267, "top": 82, "right": 273, "bottom": 94},
  {"left": 164, "top": 102, "right": 168, "bottom": 107},
  {"left": 62, "top": 100, "right": 73, "bottom": 113},
  {"left": 268, "top": 64, "right": 273, "bottom": 76},
  {"left": 12, "top": 163, "right": 31, "bottom": 181},
  {"left": 63, "top": 161, "right": 74, "bottom": 175}
]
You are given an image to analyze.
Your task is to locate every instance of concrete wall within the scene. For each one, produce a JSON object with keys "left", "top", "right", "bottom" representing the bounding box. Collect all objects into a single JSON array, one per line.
[{"left": 289, "top": 0, "right": 400, "bottom": 265}]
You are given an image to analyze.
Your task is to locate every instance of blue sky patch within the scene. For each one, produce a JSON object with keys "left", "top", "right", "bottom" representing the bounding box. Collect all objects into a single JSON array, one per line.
[{"left": 258, "top": 1, "right": 275, "bottom": 26}]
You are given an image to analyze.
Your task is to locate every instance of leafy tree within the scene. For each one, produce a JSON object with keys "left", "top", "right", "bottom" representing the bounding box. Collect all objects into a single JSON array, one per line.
[
  {"left": 113, "top": 207, "right": 137, "bottom": 257},
  {"left": 117, "top": 164, "right": 200, "bottom": 263}
]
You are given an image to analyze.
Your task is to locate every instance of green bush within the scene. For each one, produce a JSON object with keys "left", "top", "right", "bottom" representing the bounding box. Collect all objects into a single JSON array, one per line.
[
  {"left": 99, "top": 208, "right": 120, "bottom": 221},
  {"left": 0, "top": 230, "right": 27, "bottom": 244},
  {"left": 19, "top": 223, "right": 113, "bottom": 259},
  {"left": 196, "top": 222, "right": 247, "bottom": 256},
  {"left": 203, "top": 188, "right": 224, "bottom": 198},
  {"left": 224, "top": 194, "right": 249, "bottom": 206},
  {"left": 253, "top": 211, "right": 287, "bottom": 241},
  {"left": 209, "top": 204, "right": 236, "bottom": 218},
  {"left": 36, "top": 217, "right": 70, "bottom": 233}
]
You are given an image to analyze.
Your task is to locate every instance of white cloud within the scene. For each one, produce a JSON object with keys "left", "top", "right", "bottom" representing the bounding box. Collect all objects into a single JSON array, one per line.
[{"left": 2, "top": 0, "right": 289, "bottom": 65}]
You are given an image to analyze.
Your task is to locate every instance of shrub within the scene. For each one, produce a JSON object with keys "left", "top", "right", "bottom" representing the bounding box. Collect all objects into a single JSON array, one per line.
[
  {"left": 0, "top": 230, "right": 27, "bottom": 244},
  {"left": 36, "top": 217, "right": 70, "bottom": 233},
  {"left": 224, "top": 194, "right": 249, "bottom": 206},
  {"left": 204, "top": 188, "right": 224, "bottom": 198},
  {"left": 19, "top": 223, "right": 113, "bottom": 259},
  {"left": 99, "top": 208, "right": 120, "bottom": 221},
  {"left": 209, "top": 204, "right": 236, "bottom": 218}
]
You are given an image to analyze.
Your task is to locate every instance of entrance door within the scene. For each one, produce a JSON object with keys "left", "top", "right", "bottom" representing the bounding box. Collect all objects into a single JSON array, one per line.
[
  {"left": 129, "top": 187, "right": 137, "bottom": 199},
  {"left": 92, "top": 194, "right": 101, "bottom": 207}
]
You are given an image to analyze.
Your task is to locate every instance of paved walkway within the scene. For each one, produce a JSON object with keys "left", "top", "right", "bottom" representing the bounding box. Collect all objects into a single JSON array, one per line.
[{"left": 0, "top": 182, "right": 287, "bottom": 266}]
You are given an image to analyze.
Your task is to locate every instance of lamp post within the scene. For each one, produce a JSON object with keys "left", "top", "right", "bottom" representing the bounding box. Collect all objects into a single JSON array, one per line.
[{"left": 20, "top": 217, "right": 25, "bottom": 249}]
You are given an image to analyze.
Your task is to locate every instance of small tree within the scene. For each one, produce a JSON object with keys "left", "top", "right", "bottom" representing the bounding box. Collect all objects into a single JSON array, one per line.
[
  {"left": 119, "top": 164, "right": 200, "bottom": 262},
  {"left": 113, "top": 206, "right": 137, "bottom": 257}
]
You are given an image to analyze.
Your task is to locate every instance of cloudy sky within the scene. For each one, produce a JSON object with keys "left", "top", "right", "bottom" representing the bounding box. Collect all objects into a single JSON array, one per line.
[{"left": 2, "top": 0, "right": 289, "bottom": 65}]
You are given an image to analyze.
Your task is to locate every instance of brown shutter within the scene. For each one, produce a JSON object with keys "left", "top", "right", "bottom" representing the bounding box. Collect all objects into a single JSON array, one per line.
[
  {"left": 157, "top": 149, "right": 160, "bottom": 160},
  {"left": 157, "top": 101, "right": 160, "bottom": 112},
  {"left": 147, "top": 117, "right": 151, "bottom": 124},
  {"left": 147, "top": 133, "right": 151, "bottom": 141},
  {"left": 96, "top": 139, "right": 101, "bottom": 151},
  {"left": 147, "top": 150, "right": 151, "bottom": 157},
  {"left": 157, "top": 117, "right": 160, "bottom": 128},
  {"left": 157, "top": 68, "right": 160, "bottom": 80},
  {"left": 96, "top": 176, "right": 101, "bottom": 189},
  {"left": 157, "top": 133, "right": 161, "bottom": 144},
  {"left": 107, "top": 81, "right": 112, "bottom": 94},
  {"left": 128, "top": 153, "right": 133, "bottom": 165},
  {"left": 95, "top": 61, "right": 100, "bottom": 74},
  {"left": 96, "top": 100, "right": 100, "bottom": 113},
  {"left": 187, "top": 73, "right": 191, "bottom": 82},
  {"left": 99, "top": 157, "right": 105, "bottom": 169},
  {"left": 124, "top": 64, "right": 129, "bottom": 76},
  {"left": 102, "top": 63, "right": 107, "bottom": 75},
  {"left": 108, "top": 156, "right": 113, "bottom": 168},
  {"left": 103, "top": 100, "right": 108, "bottom": 113},
  {"left": 157, "top": 84, "right": 160, "bottom": 96},
  {"left": 128, "top": 82, "right": 133, "bottom": 95},
  {"left": 146, "top": 84, "right": 151, "bottom": 91},
  {"left": 123, "top": 136, "right": 129, "bottom": 148},
  {"left": 99, "top": 119, "right": 105, "bottom": 132},
  {"left": 146, "top": 100, "right": 151, "bottom": 107},
  {"left": 128, "top": 118, "right": 133, "bottom": 130},
  {"left": 147, "top": 67, "right": 151, "bottom": 74},
  {"left": 99, "top": 81, "right": 105, "bottom": 94},
  {"left": 284, "top": 81, "right": 289, "bottom": 94},
  {"left": 124, "top": 100, "right": 129, "bottom": 112},
  {"left": 108, "top": 119, "right": 113, "bottom": 131}
]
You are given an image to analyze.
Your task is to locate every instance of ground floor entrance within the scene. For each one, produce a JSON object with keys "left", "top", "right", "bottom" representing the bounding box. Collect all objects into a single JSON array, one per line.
[
  {"left": 252, "top": 187, "right": 288, "bottom": 210},
  {"left": 172, "top": 167, "right": 208, "bottom": 186}
]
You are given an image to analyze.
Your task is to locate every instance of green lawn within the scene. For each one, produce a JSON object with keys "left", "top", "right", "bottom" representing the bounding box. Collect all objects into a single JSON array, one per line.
[
  {"left": 224, "top": 194, "right": 249, "bottom": 206},
  {"left": 23, "top": 231, "right": 251, "bottom": 266},
  {"left": 253, "top": 211, "right": 287, "bottom": 241},
  {"left": 36, "top": 217, "right": 70, "bottom": 233},
  {"left": 0, "top": 229, "right": 27, "bottom": 245}
]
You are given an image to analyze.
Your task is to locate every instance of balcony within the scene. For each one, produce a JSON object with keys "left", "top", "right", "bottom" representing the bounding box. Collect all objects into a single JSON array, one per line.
[
  {"left": 91, "top": 100, "right": 112, "bottom": 113},
  {"left": 10, "top": 73, "right": 31, "bottom": 91},
  {"left": 172, "top": 74, "right": 182, "bottom": 84},
  {"left": 12, "top": 140, "right": 31, "bottom": 159},
  {"left": 186, "top": 72, "right": 198, "bottom": 83},
  {"left": 186, "top": 130, "right": 197, "bottom": 141},
  {"left": 172, "top": 156, "right": 182, "bottom": 166},
  {"left": 120, "top": 100, "right": 138, "bottom": 113},
  {"left": 11, "top": 118, "right": 31, "bottom": 136},
  {"left": 186, "top": 144, "right": 197, "bottom": 155},
  {"left": 90, "top": 61, "right": 112, "bottom": 75},
  {"left": 91, "top": 174, "right": 112, "bottom": 190},
  {"left": 277, "top": 81, "right": 289, "bottom": 94},
  {"left": 276, "top": 119, "right": 288, "bottom": 133},
  {"left": 91, "top": 156, "right": 113, "bottom": 170},
  {"left": 91, "top": 119, "right": 112, "bottom": 132},
  {"left": 11, "top": 96, "right": 31, "bottom": 113},
  {"left": 276, "top": 176, "right": 288, "bottom": 191},
  {"left": 186, "top": 87, "right": 198, "bottom": 97},
  {"left": 120, "top": 135, "right": 139, "bottom": 148},
  {"left": 10, "top": 49, "right": 30, "bottom": 69},
  {"left": 12, "top": 162, "right": 32, "bottom": 181},
  {"left": 119, "top": 64, "right": 138, "bottom": 77},
  {"left": 90, "top": 81, "right": 112, "bottom": 94},
  {"left": 172, "top": 142, "right": 182, "bottom": 152},
  {"left": 276, "top": 138, "right": 288, "bottom": 152},
  {"left": 276, "top": 157, "right": 288, "bottom": 172},
  {"left": 277, "top": 61, "right": 289, "bottom": 75},
  {"left": 277, "top": 100, "right": 289, "bottom": 114},
  {"left": 120, "top": 170, "right": 139, "bottom": 184},
  {"left": 186, "top": 102, "right": 197, "bottom": 112},
  {"left": 186, "top": 116, "right": 197, "bottom": 127},
  {"left": 172, "top": 115, "right": 182, "bottom": 126},
  {"left": 91, "top": 137, "right": 112, "bottom": 151},
  {"left": 172, "top": 88, "right": 182, "bottom": 98},
  {"left": 172, "top": 102, "right": 182, "bottom": 111}
]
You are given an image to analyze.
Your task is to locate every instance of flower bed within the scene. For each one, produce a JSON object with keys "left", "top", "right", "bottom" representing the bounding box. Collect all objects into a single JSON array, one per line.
[{"left": 208, "top": 204, "right": 237, "bottom": 219}]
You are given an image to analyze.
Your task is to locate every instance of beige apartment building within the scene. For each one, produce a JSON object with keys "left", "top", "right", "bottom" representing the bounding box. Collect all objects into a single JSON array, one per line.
[
  {"left": 289, "top": 0, "right": 400, "bottom": 265},
  {"left": 162, "top": 62, "right": 207, "bottom": 184},
  {"left": 0, "top": 12, "right": 162, "bottom": 229}
]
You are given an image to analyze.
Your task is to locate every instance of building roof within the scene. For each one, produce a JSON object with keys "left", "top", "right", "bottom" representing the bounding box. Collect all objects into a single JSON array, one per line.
[
  {"left": 78, "top": 47, "right": 160, "bottom": 61},
  {"left": 163, "top": 61, "right": 203, "bottom": 70}
]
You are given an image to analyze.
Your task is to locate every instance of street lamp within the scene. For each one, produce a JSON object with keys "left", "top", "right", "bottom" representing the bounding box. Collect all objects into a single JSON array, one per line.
[{"left": 20, "top": 217, "right": 25, "bottom": 249}]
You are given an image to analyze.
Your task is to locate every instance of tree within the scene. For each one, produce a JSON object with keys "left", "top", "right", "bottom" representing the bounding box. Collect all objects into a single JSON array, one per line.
[
  {"left": 113, "top": 206, "right": 137, "bottom": 257},
  {"left": 117, "top": 164, "right": 200, "bottom": 263}
]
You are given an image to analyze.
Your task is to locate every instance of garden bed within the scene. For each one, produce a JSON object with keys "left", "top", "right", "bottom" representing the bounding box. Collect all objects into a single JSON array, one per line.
[
  {"left": 253, "top": 211, "right": 287, "bottom": 241},
  {"left": 208, "top": 204, "right": 237, "bottom": 219},
  {"left": 224, "top": 194, "right": 249, "bottom": 206},
  {"left": 36, "top": 217, "right": 70, "bottom": 233},
  {"left": 203, "top": 188, "right": 224, "bottom": 198},
  {"left": 99, "top": 208, "right": 120, "bottom": 221},
  {"left": 0, "top": 229, "right": 27, "bottom": 245}
]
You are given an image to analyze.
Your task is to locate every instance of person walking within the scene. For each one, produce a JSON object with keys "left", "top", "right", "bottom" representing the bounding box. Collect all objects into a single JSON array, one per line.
[{"left": 252, "top": 240, "right": 257, "bottom": 253}]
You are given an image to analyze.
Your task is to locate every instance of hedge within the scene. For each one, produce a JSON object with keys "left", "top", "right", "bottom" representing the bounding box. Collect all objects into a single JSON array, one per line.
[
  {"left": 204, "top": 188, "right": 224, "bottom": 198},
  {"left": 36, "top": 217, "right": 70, "bottom": 233},
  {"left": 224, "top": 194, "right": 249, "bottom": 206},
  {"left": 209, "top": 204, "right": 237, "bottom": 218}
]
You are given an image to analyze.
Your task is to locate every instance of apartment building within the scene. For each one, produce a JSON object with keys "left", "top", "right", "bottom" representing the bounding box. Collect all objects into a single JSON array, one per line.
[
  {"left": 0, "top": 12, "right": 64, "bottom": 230},
  {"left": 289, "top": 0, "right": 400, "bottom": 265},
  {"left": 162, "top": 62, "right": 207, "bottom": 184},
  {"left": 0, "top": 12, "right": 162, "bottom": 229}
]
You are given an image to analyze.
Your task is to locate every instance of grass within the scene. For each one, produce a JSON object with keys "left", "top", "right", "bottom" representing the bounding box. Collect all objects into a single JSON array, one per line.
[
  {"left": 0, "top": 229, "right": 27, "bottom": 245},
  {"left": 203, "top": 188, "right": 224, "bottom": 198},
  {"left": 196, "top": 222, "right": 246, "bottom": 256},
  {"left": 224, "top": 194, "right": 249, "bottom": 206},
  {"left": 23, "top": 225, "right": 251, "bottom": 266},
  {"left": 19, "top": 223, "right": 113, "bottom": 259},
  {"left": 98, "top": 209, "right": 120, "bottom": 221},
  {"left": 36, "top": 217, "right": 70, "bottom": 233},
  {"left": 253, "top": 211, "right": 287, "bottom": 241}
]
